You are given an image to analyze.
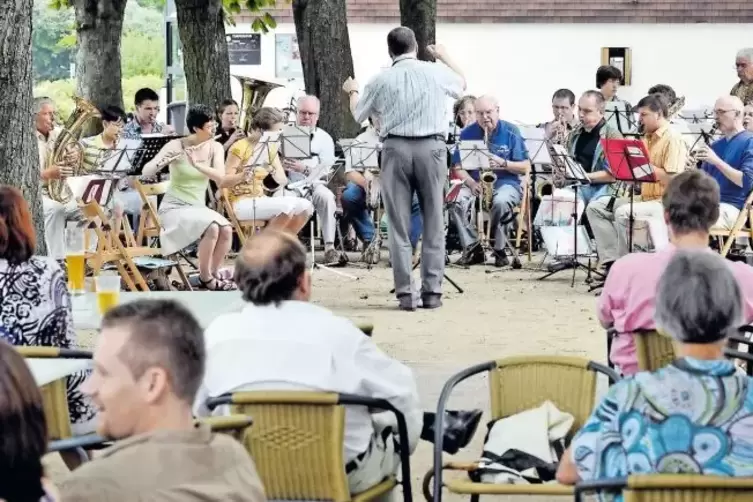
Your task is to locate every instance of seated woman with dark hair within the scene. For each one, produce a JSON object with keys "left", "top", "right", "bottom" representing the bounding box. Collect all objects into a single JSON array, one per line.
[
  {"left": 557, "top": 250, "right": 753, "bottom": 491},
  {"left": 142, "top": 104, "right": 236, "bottom": 291},
  {"left": 224, "top": 107, "right": 313, "bottom": 235},
  {"left": 0, "top": 339, "right": 60, "bottom": 501},
  {"left": 0, "top": 186, "right": 95, "bottom": 464}
]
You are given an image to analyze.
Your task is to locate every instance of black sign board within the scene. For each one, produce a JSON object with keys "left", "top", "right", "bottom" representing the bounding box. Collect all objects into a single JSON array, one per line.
[{"left": 227, "top": 34, "right": 261, "bottom": 65}]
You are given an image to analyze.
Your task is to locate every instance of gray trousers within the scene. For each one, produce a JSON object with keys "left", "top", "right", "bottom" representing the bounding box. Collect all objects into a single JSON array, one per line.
[
  {"left": 381, "top": 136, "right": 447, "bottom": 298},
  {"left": 585, "top": 195, "right": 626, "bottom": 264},
  {"left": 449, "top": 184, "right": 521, "bottom": 252}
]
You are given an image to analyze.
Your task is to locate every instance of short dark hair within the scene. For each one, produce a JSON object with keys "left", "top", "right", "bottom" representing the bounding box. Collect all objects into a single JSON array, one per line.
[
  {"left": 387, "top": 26, "right": 417, "bottom": 57},
  {"left": 251, "top": 107, "right": 284, "bottom": 131},
  {"left": 101, "top": 299, "right": 206, "bottom": 403},
  {"left": 647, "top": 84, "right": 677, "bottom": 104},
  {"left": 186, "top": 104, "right": 215, "bottom": 134},
  {"left": 100, "top": 105, "right": 127, "bottom": 123},
  {"left": 0, "top": 186, "right": 35, "bottom": 264},
  {"left": 234, "top": 230, "right": 308, "bottom": 306},
  {"left": 0, "top": 340, "right": 47, "bottom": 502},
  {"left": 635, "top": 94, "right": 668, "bottom": 118},
  {"left": 596, "top": 65, "right": 623, "bottom": 88},
  {"left": 662, "top": 170, "right": 720, "bottom": 235},
  {"left": 552, "top": 88, "right": 576, "bottom": 106},
  {"left": 134, "top": 88, "right": 159, "bottom": 106},
  {"left": 216, "top": 99, "right": 238, "bottom": 120}
]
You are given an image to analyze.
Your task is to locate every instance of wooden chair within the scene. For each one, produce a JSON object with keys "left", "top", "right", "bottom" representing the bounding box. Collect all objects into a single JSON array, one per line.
[
  {"left": 205, "top": 391, "right": 413, "bottom": 502},
  {"left": 709, "top": 190, "right": 753, "bottom": 257},
  {"left": 221, "top": 190, "right": 267, "bottom": 243},
  {"left": 426, "top": 356, "right": 619, "bottom": 502},
  {"left": 605, "top": 329, "right": 677, "bottom": 374},
  {"left": 575, "top": 474, "right": 753, "bottom": 501},
  {"left": 513, "top": 167, "right": 533, "bottom": 262},
  {"left": 14, "top": 346, "right": 93, "bottom": 440}
]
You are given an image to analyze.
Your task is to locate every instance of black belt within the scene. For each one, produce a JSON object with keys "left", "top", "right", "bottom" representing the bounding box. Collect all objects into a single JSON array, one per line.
[
  {"left": 345, "top": 425, "right": 394, "bottom": 474},
  {"left": 385, "top": 133, "right": 445, "bottom": 141}
]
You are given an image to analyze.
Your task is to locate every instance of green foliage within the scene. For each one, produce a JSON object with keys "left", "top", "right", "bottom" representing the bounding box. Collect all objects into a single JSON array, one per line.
[
  {"left": 224, "top": 0, "right": 285, "bottom": 33},
  {"left": 33, "top": 0, "right": 75, "bottom": 81},
  {"left": 35, "top": 75, "right": 164, "bottom": 120},
  {"left": 121, "top": 31, "right": 165, "bottom": 77}
]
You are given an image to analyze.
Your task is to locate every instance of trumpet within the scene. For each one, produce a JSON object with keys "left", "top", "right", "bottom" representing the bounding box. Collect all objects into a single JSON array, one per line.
[{"left": 147, "top": 134, "right": 221, "bottom": 173}]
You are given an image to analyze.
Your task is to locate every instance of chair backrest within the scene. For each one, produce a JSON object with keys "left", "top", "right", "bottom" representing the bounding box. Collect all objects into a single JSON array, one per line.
[
  {"left": 625, "top": 474, "right": 753, "bottom": 501},
  {"left": 226, "top": 391, "right": 352, "bottom": 502},
  {"left": 489, "top": 356, "right": 598, "bottom": 438},
  {"left": 633, "top": 330, "right": 676, "bottom": 372}
]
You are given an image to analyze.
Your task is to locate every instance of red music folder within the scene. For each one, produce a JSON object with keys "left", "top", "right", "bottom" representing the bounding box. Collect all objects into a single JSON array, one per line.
[{"left": 600, "top": 138, "right": 656, "bottom": 183}]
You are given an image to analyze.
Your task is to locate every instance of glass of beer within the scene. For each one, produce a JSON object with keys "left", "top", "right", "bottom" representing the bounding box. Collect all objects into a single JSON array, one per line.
[
  {"left": 65, "top": 227, "right": 86, "bottom": 295},
  {"left": 95, "top": 272, "right": 120, "bottom": 316}
]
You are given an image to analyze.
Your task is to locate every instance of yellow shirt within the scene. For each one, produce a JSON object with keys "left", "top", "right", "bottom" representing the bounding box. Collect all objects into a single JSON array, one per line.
[
  {"left": 641, "top": 122, "right": 687, "bottom": 202},
  {"left": 228, "top": 138, "right": 285, "bottom": 201}
]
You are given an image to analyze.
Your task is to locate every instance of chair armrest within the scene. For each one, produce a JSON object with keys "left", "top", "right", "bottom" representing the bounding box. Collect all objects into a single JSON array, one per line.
[
  {"left": 198, "top": 414, "right": 253, "bottom": 432},
  {"left": 431, "top": 360, "right": 497, "bottom": 502},
  {"left": 338, "top": 393, "right": 414, "bottom": 502},
  {"left": 58, "top": 349, "right": 94, "bottom": 359},
  {"left": 48, "top": 433, "right": 110, "bottom": 452},
  {"left": 587, "top": 360, "right": 621, "bottom": 385},
  {"left": 574, "top": 477, "right": 628, "bottom": 502},
  {"left": 205, "top": 393, "right": 233, "bottom": 411}
]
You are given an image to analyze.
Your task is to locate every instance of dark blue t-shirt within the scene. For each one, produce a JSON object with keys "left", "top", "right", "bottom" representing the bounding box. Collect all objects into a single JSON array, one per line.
[
  {"left": 700, "top": 131, "right": 753, "bottom": 210},
  {"left": 451, "top": 120, "right": 528, "bottom": 191}
]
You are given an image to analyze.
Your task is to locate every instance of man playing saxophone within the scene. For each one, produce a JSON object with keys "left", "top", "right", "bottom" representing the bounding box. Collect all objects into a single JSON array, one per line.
[{"left": 449, "top": 95, "right": 530, "bottom": 267}]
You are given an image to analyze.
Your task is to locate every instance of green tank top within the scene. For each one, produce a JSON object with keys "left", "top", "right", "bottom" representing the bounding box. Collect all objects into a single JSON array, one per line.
[{"left": 167, "top": 157, "right": 209, "bottom": 206}]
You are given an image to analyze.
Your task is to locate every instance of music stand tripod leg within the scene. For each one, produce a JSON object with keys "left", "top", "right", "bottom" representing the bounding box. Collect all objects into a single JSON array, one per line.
[
  {"left": 310, "top": 216, "right": 359, "bottom": 281},
  {"left": 388, "top": 257, "right": 464, "bottom": 294}
]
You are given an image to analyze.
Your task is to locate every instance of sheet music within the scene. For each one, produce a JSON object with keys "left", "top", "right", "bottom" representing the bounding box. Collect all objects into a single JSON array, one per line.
[
  {"left": 281, "top": 124, "right": 312, "bottom": 159},
  {"left": 518, "top": 126, "right": 551, "bottom": 165},
  {"left": 457, "top": 140, "right": 490, "bottom": 170},
  {"left": 550, "top": 144, "right": 590, "bottom": 183},
  {"left": 286, "top": 163, "right": 333, "bottom": 190},
  {"left": 99, "top": 138, "right": 142, "bottom": 174},
  {"left": 343, "top": 138, "right": 380, "bottom": 170}
]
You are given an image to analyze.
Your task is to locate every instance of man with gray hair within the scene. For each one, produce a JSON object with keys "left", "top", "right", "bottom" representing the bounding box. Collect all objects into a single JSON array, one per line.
[
  {"left": 732, "top": 48, "right": 753, "bottom": 105},
  {"left": 598, "top": 170, "right": 753, "bottom": 376},
  {"left": 281, "top": 95, "right": 340, "bottom": 264},
  {"left": 342, "top": 26, "right": 466, "bottom": 310},
  {"left": 557, "top": 249, "right": 753, "bottom": 486}
]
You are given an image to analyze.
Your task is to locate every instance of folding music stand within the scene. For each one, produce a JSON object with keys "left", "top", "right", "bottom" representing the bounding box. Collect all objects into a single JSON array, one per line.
[
  {"left": 538, "top": 144, "right": 602, "bottom": 287},
  {"left": 683, "top": 122, "right": 719, "bottom": 160},
  {"left": 130, "top": 136, "right": 177, "bottom": 176},
  {"left": 604, "top": 101, "right": 636, "bottom": 137},
  {"left": 455, "top": 140, "right": 491, "bottom": 170},
  {"left": 601, "top": 138, "right": 656, "bottom": 253},
  {"left": 280, "top": 124, "right": 313, "bottom": 159},
  {"left": 678, "top": 107, "right": 714, "bottom": 124}
]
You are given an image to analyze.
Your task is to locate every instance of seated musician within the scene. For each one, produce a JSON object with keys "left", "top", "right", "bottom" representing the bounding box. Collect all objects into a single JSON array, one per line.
[
  {"left": 745, "top": 103, "right": 753, "bottom": 132},
  {"left": 697, "top": 95, "right": 753, "bottom": 230},
  {"left": 224, "top": 107, "right": 313, "bottom": 235},
  {"left": 216, "top": 99, "right": 246, "bottom": 157},
  {"left": 281, "top": 95, "right": 341, "bottom": 264},
  {"left": 453, "top": 95, "right": 476, "bottom": 131},
  {"left": 558, "top": 249, "right": 753, "bottom": 487},
  {"left": 341, "top": 115, "right": 422, "bottom": 255},
  {"left": 599, "top": 171, "right": 753, "bottom": 376},
  {"left": 195, "top": 230, "right": 422, "bottom": 495},
  {"left": 647, "top": 84, "right": 691, "bottom": 137},
  {"left": 449, "top": 95, "right": 530, "bottom": 267},
  {"left": 589, "top": 95, "right": 687, "bottom": 264},
  {"left": 539, "top": 88, "right": 578, "bottom": 144},
  {"left": 731, "top": 48, "right": 753, "bottom": 106},
  {"left": 79, "top": 105, "right": 128, "bottom": 209},
  {"left": 142, "top": 104, "right": 236, "bottom": 291}
]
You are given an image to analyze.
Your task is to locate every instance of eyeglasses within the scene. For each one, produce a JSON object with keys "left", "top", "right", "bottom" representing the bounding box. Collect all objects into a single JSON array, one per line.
[
  {"left": 299, "top": 111, "right": 318, "bottom": 116},
  {"left": 714, "top": 109, "right": 736, "bottom": 116},
  {"left": 475, "top": 108, "right": 498, "bottom": 117},
  {"left": 735, "top": 62, "right": 749, "bottom": 69}
]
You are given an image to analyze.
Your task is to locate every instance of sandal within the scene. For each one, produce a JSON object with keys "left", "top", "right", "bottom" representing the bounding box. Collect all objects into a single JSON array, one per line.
[{"left": 198, "top": 276, "right": 237, "bottom": 291}]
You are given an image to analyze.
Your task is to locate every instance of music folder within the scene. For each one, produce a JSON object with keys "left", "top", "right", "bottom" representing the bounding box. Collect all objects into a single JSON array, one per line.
[{"left": 600, "top": 138, "right": 656, "bottom": 183}]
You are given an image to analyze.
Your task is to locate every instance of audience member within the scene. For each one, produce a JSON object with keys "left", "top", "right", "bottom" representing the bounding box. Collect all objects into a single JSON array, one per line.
[
  {"left": 195, "top": 230, "right": 422, "bottom": 495},
  {"left": 0, "top": 339, "right": 60, "bottom": 502},
  {"left": 58, "top": 299, "right": 265, "bottom": 501},
  {"left": 599, "top": 171, "right": 753, "bottom": 375},
  {"left": 558, "top": 249, "right": 753, "bottom": 485}
]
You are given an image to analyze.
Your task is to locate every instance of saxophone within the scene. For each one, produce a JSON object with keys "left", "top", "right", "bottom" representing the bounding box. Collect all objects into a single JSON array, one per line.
[{"left": 45, "top": 96, "right": 101, "bottom": 204}]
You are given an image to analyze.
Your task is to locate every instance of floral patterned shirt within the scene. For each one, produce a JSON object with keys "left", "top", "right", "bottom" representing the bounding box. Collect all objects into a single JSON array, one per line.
[{"left": 572, "top": 358, "right": 753, "bottom": 501}]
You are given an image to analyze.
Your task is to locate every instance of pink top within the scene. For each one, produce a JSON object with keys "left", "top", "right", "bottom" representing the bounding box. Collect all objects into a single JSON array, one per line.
[{"left": 598, "top": 245, "right": 753, "bottom": 375}]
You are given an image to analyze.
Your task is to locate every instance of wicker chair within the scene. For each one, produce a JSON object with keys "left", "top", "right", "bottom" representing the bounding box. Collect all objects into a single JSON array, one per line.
[
  {"left": 606, "top": 329, "right": 676, "bottom": 374},
  {"left": 426, "top": 355, "right": 619, "bottom": 502},
  {"left": 575, "top": 474, "right": 753, "bottom": 501},
  {"left": 206, "top": 391, "right": 413, "bottom": 502}
]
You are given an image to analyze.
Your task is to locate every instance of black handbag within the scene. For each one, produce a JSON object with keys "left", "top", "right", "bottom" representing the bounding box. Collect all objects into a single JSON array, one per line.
[{"left": 421, "top": 409, "right": 483, "bottom": 454}]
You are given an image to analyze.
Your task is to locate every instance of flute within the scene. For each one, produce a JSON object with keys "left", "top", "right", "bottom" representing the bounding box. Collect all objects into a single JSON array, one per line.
[{"left": 147, "top": 134, "right": 222, "bottom": 172}]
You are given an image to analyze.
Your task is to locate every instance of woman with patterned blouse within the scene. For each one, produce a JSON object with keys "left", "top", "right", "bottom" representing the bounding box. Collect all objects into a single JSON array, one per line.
[
  {"left": 557, "top": 250, "right": 753, "bottom": 496},
  {"left": 0, "top": 186, "right": 96, "bottom": 464}
]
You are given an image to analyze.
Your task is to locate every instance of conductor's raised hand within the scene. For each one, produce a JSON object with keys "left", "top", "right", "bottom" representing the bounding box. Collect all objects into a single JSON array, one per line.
[{"left": 342, "top": 77, "right": 359, "bottom": 94}]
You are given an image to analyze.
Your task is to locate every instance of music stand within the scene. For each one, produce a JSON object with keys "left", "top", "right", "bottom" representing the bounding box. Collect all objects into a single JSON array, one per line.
[
  {"left": 280, "top": 124, "right": 312, "bottom": 159},
  {"left": 601, "top": 138, "right": 656, "bottom": 253},
  {"left": 604, "top": 101, "right": 636, "bottom": 136},
  {"left": 678, "top": 107, "right": 714, "bottom": 124},
  {"left": 538, "top": 144, "right": 602, "bottom": 287},
  {"left": 683, "top": 122, "right": 719, "bottom": 156},
  {"left": 455, "top": 140, "right": 491, "bottom": 170},
  {"left": 130, "top": 135, "right": 177, "bottom": 176}
]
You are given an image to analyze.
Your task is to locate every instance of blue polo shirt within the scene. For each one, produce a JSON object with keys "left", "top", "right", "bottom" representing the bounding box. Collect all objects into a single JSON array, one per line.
[
  {"left": 700, "top": 131, "right": 753, "bottom": 210},
  {"left": 451, "top": 120, "right": 528, "bottom": 191}
]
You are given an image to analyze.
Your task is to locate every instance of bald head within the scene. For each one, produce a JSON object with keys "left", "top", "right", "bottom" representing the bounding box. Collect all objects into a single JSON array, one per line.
[
  {"left": 234, "top": 230, "right": 311, "bottom": 305},
  {"left": 714, "top": 95, "right": 745, "bottom": 134},
  {"left": 297, "top": 95, "right": 320, "bottom": 127},
  {"left": 474, "top": 95, "right": 500, "bottom": 132}
]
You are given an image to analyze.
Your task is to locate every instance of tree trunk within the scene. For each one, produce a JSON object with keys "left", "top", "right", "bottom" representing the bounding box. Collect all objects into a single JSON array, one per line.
[
  {"left": 72, "top": 0, "right": 128, "bottom": 111},
  {"left": 293, "top": 0, "right": 360, "bottom": 142},
  {"left": 400, "top": 0, "right": 436, "bottom": 62},
  {"left": 0, "top": 0, "right": 46, "bottom": 254},
  {"left": 174, "top": 0, "right": 232, "bottom": 109}
]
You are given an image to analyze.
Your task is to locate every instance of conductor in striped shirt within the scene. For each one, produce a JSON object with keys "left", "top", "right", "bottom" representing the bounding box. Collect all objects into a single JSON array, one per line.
[{"left": 343, "top": 26, "right": 466, "bottom": 311}]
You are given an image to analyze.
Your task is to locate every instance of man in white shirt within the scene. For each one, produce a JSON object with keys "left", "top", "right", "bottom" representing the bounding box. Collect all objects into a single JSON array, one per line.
[
  {"left": 282, "top": 95, "right": 340, "bottom": 264},
  {"left": 195, "top": 230, "right": 422, "bottom": 495}
]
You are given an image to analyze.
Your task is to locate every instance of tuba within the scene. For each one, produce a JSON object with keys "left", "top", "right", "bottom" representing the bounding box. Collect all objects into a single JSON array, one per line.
[
  {"left": 45, "top": 96, "right": 101, "bottom": 204},
  {"left": 234, "top": 76, "right": 284, "bottom": 133}
]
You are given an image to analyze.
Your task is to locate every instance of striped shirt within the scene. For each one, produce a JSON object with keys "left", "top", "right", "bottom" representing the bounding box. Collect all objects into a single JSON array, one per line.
[{"left": 354, "top": 54, "right": 463, "bottom": 139}]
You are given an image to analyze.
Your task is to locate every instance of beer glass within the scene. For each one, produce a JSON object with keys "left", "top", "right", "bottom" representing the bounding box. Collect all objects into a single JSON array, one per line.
[
  {"left": 65, "top": 227, "right": 86, "bottom": 295},
  {"left": 95, "top": 272, "right": 120, "bottom": 316}
]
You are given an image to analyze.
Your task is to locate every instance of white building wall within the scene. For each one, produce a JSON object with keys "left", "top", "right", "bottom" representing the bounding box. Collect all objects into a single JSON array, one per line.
[{"left": 227, "top": 22, "right": 751, "bottom": 125}]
